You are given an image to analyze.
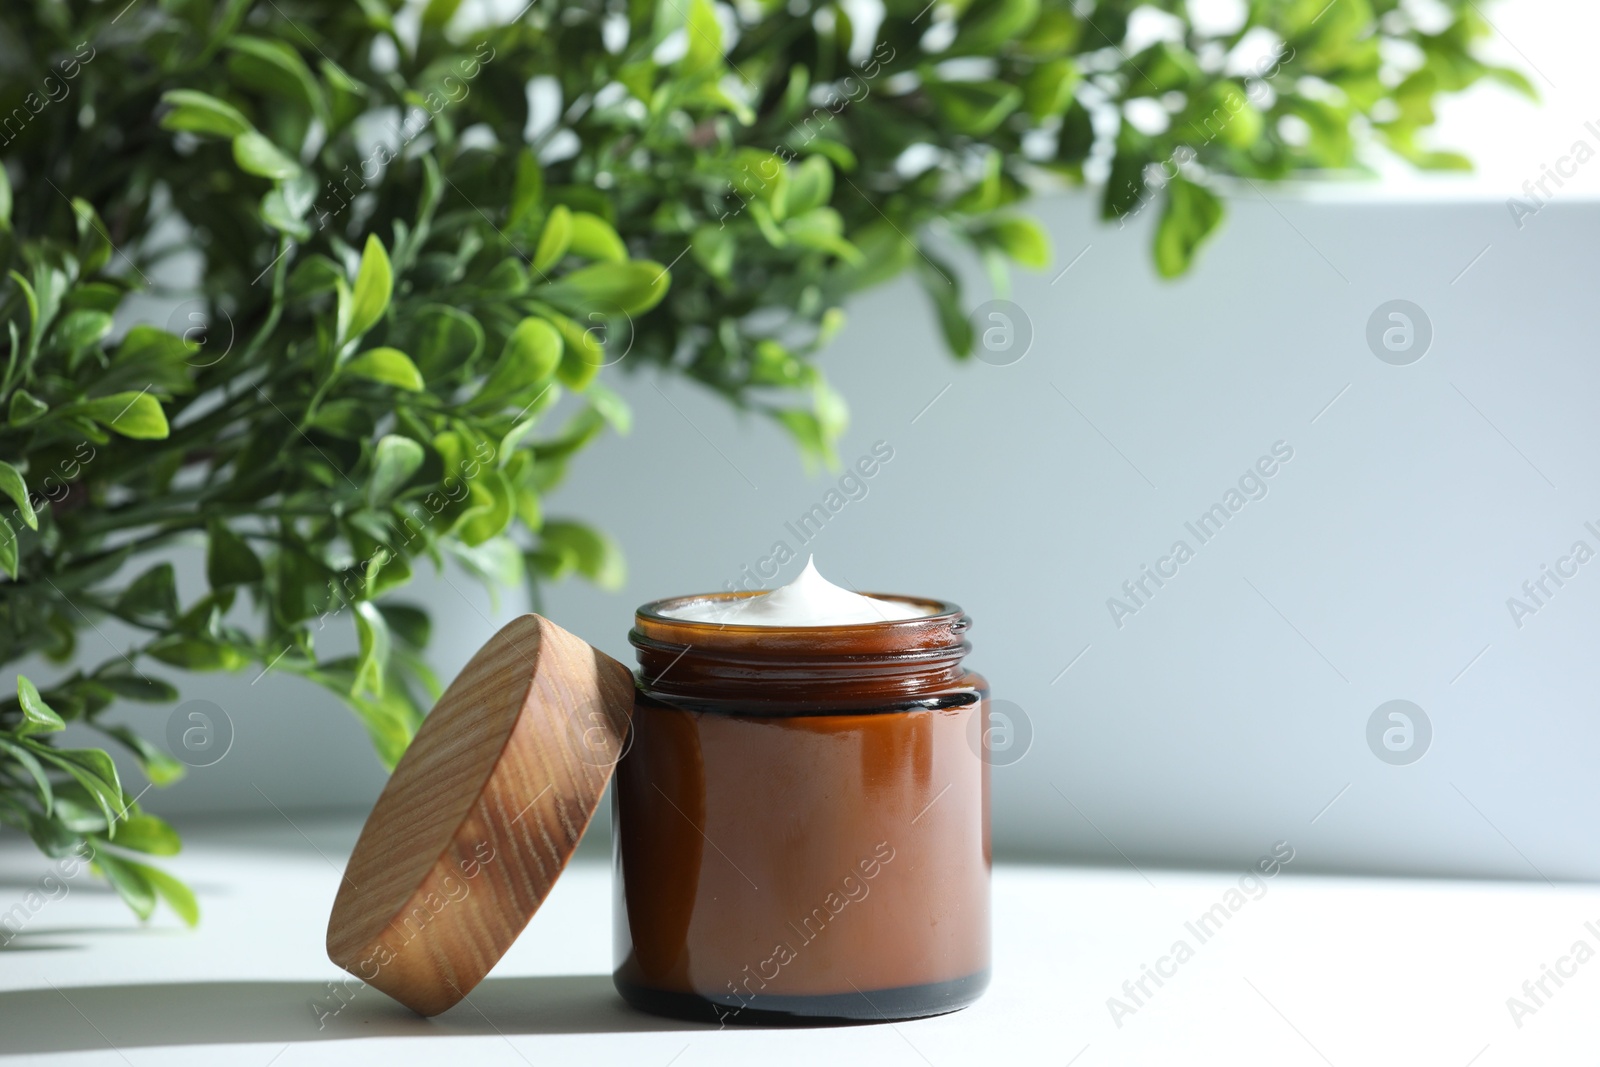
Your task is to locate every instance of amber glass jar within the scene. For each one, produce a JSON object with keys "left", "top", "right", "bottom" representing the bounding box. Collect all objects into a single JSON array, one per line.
[{"left": 612, "top": 591, "right": 991, "bottom": 1024}]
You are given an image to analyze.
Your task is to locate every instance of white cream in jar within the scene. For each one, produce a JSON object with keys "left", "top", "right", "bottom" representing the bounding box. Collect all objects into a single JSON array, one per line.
[{"left": 662, "top": 557, "right": 931, "bottom": 627}]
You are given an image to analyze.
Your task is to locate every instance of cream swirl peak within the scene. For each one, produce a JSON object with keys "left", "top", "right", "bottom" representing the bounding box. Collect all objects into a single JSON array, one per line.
[{"left": 663, "top": 557, "right": 930, "bottom": 627}]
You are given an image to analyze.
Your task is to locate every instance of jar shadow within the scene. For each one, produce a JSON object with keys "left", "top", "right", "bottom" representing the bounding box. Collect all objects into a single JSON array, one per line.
[{"left": 0, "top": 973, "right": 705, "bottom": 1054}]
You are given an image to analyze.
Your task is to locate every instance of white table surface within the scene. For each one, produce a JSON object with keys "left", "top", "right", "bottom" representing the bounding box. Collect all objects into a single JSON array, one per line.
[{"left": 1, "top": 816, "right": 1594, "bottom": 1066}]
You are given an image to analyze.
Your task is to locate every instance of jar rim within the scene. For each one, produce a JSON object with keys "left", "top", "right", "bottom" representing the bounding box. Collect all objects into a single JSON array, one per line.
[
  {"left": 633, "top": 591, "right": 965, "bottom": 634},
  {"left": 630, "top": 592, "right": 975, "bottom": 711}
]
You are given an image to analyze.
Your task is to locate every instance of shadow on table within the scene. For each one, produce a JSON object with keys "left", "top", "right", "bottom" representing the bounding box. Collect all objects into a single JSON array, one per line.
[
  {"left": 0, "top": 973, "right": 704, "bottom": 1052},
  {"left": 1, "top": 925, "right": 196, "bottom": 954}
]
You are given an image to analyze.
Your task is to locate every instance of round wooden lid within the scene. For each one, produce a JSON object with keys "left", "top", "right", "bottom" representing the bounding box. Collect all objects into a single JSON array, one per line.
[{"left": 325, "top": 613, "right": 635, "bottom": 1016}]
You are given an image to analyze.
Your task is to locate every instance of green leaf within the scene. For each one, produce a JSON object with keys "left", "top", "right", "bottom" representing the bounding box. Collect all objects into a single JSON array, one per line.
[
  {"left": 362, "top": 545, "right": 412, "bottom": 600},
  {"left": 378, "top": 603, "right": 431, "bottom": 649},
  {"left": 474, "top": 317, "right": 563, "bottom": 408},
  {"left": 1486, "top": 65, "right": 1538, "bottom": 101},
  {"left": 1127, "top": 41, "right": 1201, "bottom": 94},
  {"left": 206, "top": 522, "right": 265, "bottom": 588},
  {"left": 784, "top": 209, "right": 861, "bottom": 262},
  {"left": 262, "top": 176, "right": 317, "bottom": 239},
  {"left": 984, "top": 215, "right": 1052, "bottom": 269},
  {"left": 1102, "top": 139, "right": 1150, "bottom": 221},
  {"left": 451, "top": 535, "right": 525, "bottom": 588},
  {"left": 42, "top": 785, "right": 106, "bottom": 834},
  {"left": 146, "top": 635, "right": 249, "bottom": 672},
  {"left": 531, "top": 405, "right": 606, "bottom": 462},
  {"left": 226, "top": 36, "right": 326, "bottom": 123},
  {"left": 96, "top": 324, "right": 199, "bottom": 398},
  {"left": 409, "top": 304, "right": 484, "bottom": 379},
  {"left": 1154, "top": 177, "right": 1225, "bottom": 278},
  {"left": 346, "top": 686, "right": 420, "bottom": 770},
  {"left": 843, "top": 222, "right": 917, "bottom": 291},
  {"left": 1286, "top": 96, "right": 1355, "bottom": 166},
  {"left": 24, "top": 811, "right": 84, "bottom": 855},
  {"left": 534, "top": 521, "right": 625, "bottom": 590},
  {"left": 35, "top": 747, "right": 122, "bottom": 830},
  {"left": 113, "top": 563, "right": 179, "bottom": 626},
  {"left": 16, "top": 677, "right": 65, "bottom": 735},
  {"left": 498, "top": 411, "right": 543, "bottom": 458},
  {"left": 353, "top": 600, "right": 391, "bottom": 696},
  {"left": 109, "top": 813, "right": 182, "bottom": 856},
  {"left": 800, "top": 136, "right": 856, "bottom": 171},
  {"left": 818, "top": 306, "right": 846, "bottom": 346},
  {"left": 159, "top": 89, "right": 254, "bottom": 138},
  {"left": 532, "top": 204, "right": 572, "bottom": 274},
  {"left": 54, "top": 308, "right": 114, "bottom": 352},
  {"left": 749, "top": 200, "right": 787, "bottom": 246},
  {"left": 1413, "top": 149, "right": 1473, "bottom": 172},
  {"left": 119, "top": 324, "right": 200, "bottom": 366},
  {"left": 509, "top": 149, "right": 544, "bottom": 230},
  {"left": 1185, "top": 83, "right": 1263, "bottom": 149},
  {"left": 133, "top": 860, "right": 200, "bottom": 927},
  {"left": 0, "top": 460, "right": 37, "bottom": 530},
  {"left": 232, "top": 131, "right": 301, "bottom": 180},
  {"left": 567, "top": 212, "right": 628, "bottom": 263},
  {"left": 0, "top": 737, "right": 52, "bottom": 814},
  {"left": 345, "top": 347, "right": 423, "bottom": 391},
  {"left": 287, "top": 254, "right": 343, "bottom": 298},
  {"left": 679, "top": 0, "right": 724, "bottom": 79},
  {"left": 509, "top": 466, "right": 544, "bottom": 530},
  {"left": 586, "top": 380, "right": 633, "bottom": 435},
  {"left": 8, "top": 390, "right": 47, "bottom": 425},
  {"left": 345, "top": 235, "right": 393, "bottom": 340},
  {"left": 453, "top": 468, "right": 514, "bottom": 546},
  {"left": 422, "top": 0, "right": 464, "bottom": 29},
  {"left": 785, "top": 155, "right": 834, "bottom": 216},
  {"left": 956, "top": 0, "right": 1041, "bottom": 54},
  {"left": 81, "top": 392, "right": 170, "bottom": 439},
  {"left": 94, "top": 673, "right": 179, "bottom": 704},
  {"left": 925, "top": 81, "right": 1023, "bottom": 135},
  {"left": 100, "top": 725, "right": 186, "bottom": 787},
  {"left": 539, "top": 261, "right": 671, "bottom": 317},
  {"left": 9, "top": 270, "right": 39, "bottom": 357},
  {"left": 66, "top": 282, "right": 125, "bottom": 314},
  {"left": 321, "top": 58, "right": 368, "bottom": 127},
  {"left": 94, "top": 851, "right": 156, "bottom": 921},
  {"left": 308, "top": 398, "right": 374, "bottom": 439},
  {"left": 64, "top": 748, "right": 124, "bottom": 802},
  {"left": 691, "top": 225, "right": 736, "bottom": 278},
  {"left": 811, "top": 378, "right": 848, "bottom": 442},
  {"left": 539, "top": 313, "right": 604, "bottom": 390},
  {"left": 0, "top": 516, "right": 17, "bottom": 579},
  {"left": 68, "top": 198, "right": 110, "bottom": 275},
  {"left": 772, "top": 409, "right": 828, "bottom": 471},
  {"left": 919, "top": 259, "right": 972, "bottom": 358},
  {"left": 368, "top": 434, "right": 425, "bottom": 505},
  {"left": 0, "top": 165, "right": 10, "bottom": 229},
  {"left": 1023, "top": 58, "right": 1079, "bottom": 120}
]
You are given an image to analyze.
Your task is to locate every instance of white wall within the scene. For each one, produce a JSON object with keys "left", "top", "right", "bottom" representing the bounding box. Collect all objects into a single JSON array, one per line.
[{"left": 527, "top": 189, "right": 1600, "bottom": 881}]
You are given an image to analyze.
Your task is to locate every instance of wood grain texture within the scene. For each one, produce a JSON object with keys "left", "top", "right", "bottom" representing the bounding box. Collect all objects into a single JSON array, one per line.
[{"left": 326, "top": 613, "right": 634, "bottom": 1016}]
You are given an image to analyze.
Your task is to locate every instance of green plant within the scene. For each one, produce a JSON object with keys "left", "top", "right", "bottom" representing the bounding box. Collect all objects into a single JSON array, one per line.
[{"left": 0, "top": 0, "right": 1526, "bottom": 923}]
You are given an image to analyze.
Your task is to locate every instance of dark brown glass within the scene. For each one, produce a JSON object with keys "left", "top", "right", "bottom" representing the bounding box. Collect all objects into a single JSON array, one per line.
[{"left": 612, "top": 591, "right": 991, "bottom": 1025}]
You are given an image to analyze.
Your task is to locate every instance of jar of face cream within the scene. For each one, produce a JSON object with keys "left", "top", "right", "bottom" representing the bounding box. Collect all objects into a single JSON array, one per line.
[
  {"left": 614, "top": 559, "right": 991, "bottom": 1023},
  {"left": 324, "top": 559, "right": 989, "bottom": 1026}
]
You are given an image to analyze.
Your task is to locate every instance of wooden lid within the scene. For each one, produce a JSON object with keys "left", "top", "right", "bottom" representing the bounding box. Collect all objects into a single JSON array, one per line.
[{"left": 325, "top": 613, "right": 634, "bottom": 1016}]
